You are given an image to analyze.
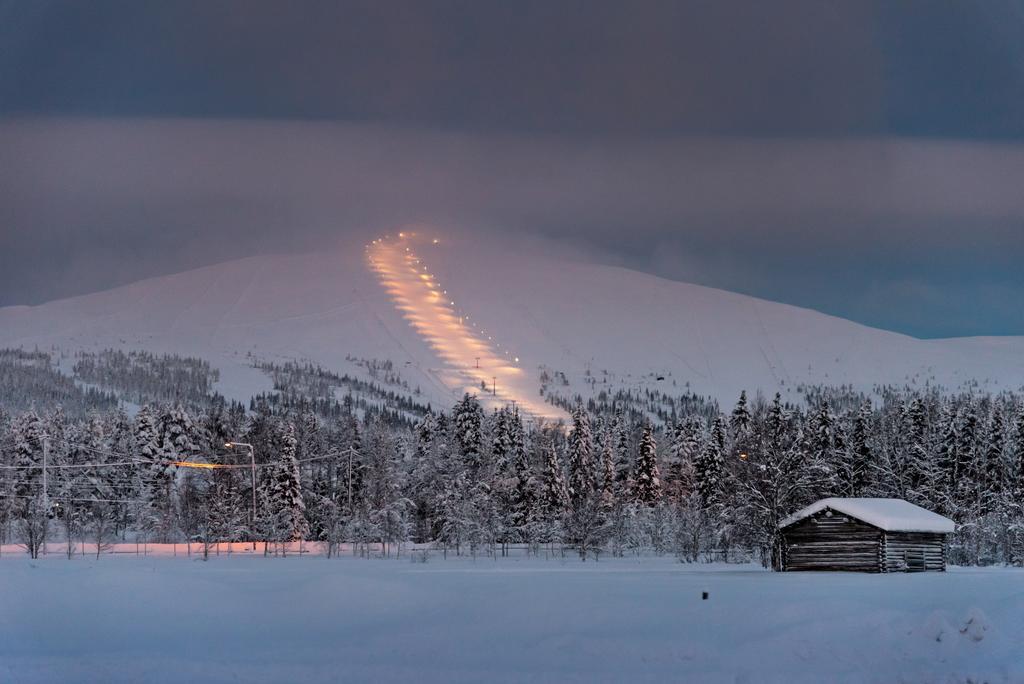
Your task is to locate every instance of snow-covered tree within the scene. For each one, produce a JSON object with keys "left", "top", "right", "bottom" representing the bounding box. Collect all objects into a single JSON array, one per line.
[
  {"left": 269, "top": 421, "right": 309, "bottom": 543},
  {"left": 540, "top": 442, "right": 569, "bottom": 516},
  {"left": 453, "top": 393, "right": 484, "bottom": 469},
  {"left": 566, "top": 405, "right": 596, "bottom": 507},
  {"left": 630, "top": 421, "right": 662, "bottom": 505},
  {"left": 733, "top": 393, "right": 818, "bottom": 569},
  {"left": 842, "top": 402, "right": 873, "bottom": 497},
  {"left": 693, "top": 417, "right": 724, "bottom": 509},
  {"left": 730, "top": 390, "right": 752, "bottom": 440}
]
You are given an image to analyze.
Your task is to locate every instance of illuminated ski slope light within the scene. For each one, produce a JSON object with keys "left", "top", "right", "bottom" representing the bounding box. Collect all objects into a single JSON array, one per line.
[{"left": 366, "top": 233, "right": 560, "bottom": 419}]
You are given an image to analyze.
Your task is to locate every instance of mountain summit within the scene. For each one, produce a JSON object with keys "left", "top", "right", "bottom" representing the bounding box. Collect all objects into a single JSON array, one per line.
[{"left": 2, "top": 231, "right": 1021, "bottom": 415}]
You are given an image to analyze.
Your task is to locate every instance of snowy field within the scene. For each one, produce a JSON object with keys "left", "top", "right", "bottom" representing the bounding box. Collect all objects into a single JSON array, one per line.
[{"left": 1, "top": 554, "right": 1021, "bottom": 684}]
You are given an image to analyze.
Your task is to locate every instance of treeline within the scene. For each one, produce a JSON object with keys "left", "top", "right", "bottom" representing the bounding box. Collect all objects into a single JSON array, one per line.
[
  {"left": 552, "top": 385, "right": 721, "bottom": 428},
  {"left": 73, "top": 349, "right": 220, "bottom": 406},
  {"left": 2, "top": 387, "right": 1024, "bottom": 566},
  {"left": 254, "top": 360, "right": 431, "bottom": 424},
  {"left": 0, "top": 349, "right": 119, "bottom": 415}
]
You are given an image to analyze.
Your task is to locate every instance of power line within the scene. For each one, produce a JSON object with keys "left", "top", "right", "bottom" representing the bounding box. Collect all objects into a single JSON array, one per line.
[
  {"left": 0, "top": 460, "right": 146, "bottom": 470},
  {"left": 1, "top": 437, "right": 351, "bottom": 472},
  {"left": 0, "top": 492, "right": 147, "bottom": 504}
]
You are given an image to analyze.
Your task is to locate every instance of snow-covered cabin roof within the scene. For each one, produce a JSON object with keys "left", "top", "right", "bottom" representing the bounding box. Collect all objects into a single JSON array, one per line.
[{"left": 779, "top": 498, "right": 955, "bottom": 533}]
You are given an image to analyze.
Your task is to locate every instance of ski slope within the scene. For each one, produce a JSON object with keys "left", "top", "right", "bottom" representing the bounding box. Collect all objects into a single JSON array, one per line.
[
  {"left": 1, "top": 230, "right": 1023, "bottom": 414},
  {"left": 367, "top": 232, "right": 561, "bottom": 419}
]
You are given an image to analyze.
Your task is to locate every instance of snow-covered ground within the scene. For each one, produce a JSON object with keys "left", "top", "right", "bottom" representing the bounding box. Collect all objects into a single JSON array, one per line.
[{"left": 1, "top": 554, "right": 1020, "bottom": 684}]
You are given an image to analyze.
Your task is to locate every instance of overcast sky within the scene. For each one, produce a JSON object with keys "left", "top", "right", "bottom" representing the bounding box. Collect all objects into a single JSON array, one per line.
[{"left": 2, "top": 1, "right": 1024, "bottom": 338}]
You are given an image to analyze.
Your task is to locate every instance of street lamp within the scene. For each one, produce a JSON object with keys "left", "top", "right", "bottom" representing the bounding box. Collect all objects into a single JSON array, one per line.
[{"left": 225, "top": 441, "right": 257, "bottom": 551}]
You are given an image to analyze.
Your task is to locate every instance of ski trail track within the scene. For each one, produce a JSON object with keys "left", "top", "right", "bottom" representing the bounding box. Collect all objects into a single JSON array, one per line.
[{"left": 366, "top": 232, "right": 566, "bottom": 423}]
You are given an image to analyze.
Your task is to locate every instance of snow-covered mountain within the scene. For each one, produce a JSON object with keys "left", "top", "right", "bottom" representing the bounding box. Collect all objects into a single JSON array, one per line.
[{"left": 2, "top": 231, "right": 1022, "bottom": 418}]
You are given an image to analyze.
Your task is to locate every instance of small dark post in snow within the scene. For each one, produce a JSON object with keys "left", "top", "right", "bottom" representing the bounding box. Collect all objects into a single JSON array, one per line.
[{"left": 702, "top": 592, "right": 709, "bottom": 600}]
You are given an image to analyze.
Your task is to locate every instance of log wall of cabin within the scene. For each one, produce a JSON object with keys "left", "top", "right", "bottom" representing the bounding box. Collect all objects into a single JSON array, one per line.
[
  {"left": 881, "top": 532, "right": 946, "bottom": 572},
  {"left": 780, "top": 510, "right": 882, "bottom": 572}
]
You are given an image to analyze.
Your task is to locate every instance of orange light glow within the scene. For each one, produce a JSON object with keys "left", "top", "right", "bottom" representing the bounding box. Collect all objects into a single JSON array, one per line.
[
  {"left": 366, "top": 234, "right": 563, "bottom": 420},
  {"left": 172, "top": 461, "right": 229, "bottom": 469}
]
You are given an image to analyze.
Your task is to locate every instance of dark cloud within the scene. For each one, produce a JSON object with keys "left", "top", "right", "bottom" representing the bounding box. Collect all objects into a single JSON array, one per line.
[
  {"left": 2, "top": 3, "right": 1024, "bottom": 337},
  {"left": 2, "top": 1, "right": 1023, "bottom": 137},
  {"left": 2, "top": 119, "right": 1024, "bottom": 338}
]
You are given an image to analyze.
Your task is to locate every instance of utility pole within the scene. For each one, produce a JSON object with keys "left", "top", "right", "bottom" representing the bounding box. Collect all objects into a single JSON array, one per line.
[
  {"left": 246, "top": 444, "right": 256, "bottom": 551},
  {"left": 42, "top": 433, "right": 49, "bottom": 557},
  {"left": 347, "top": 445, "right": 356, "bottom": 511},
  {"left": 493, "top": 376, "right": 497, "bottom": 396},
  {"left": 475, "top": 357, "right": 480, "bottom": 369},
  {"left": 42, "top": 433, "right": 49, "bottom": 507},
  {"left": 225, "top": 442, "right": 258, "bottom": 551}
]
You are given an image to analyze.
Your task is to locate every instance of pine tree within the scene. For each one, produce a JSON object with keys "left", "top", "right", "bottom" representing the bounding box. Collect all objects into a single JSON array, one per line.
[
  {"left": 453, "top": 394, "right": 484, "bottom": 469},
  {"left": 730, "top": 390, "right": 752, "bottom": 440},
  {"left": 139, "top": 405, "right": 196, "bottom": 542},
  {"left": 562, "top": 407, "right": 607, "bottom": 558},
  {"left": 160, "top": 404, "right": 200, "bottom": 461},
  {"left": 844, "top": 402, "right": 872, "bottom": 497},
  {"left": 936, "top": 404, "right": 960, "bottom": 515},
  {"left": 76, "top": 413, "right": 117, "bottom": 554},
  {"left": 135, "top": 405, "right": 160, "bottom": 459},
  {"left": 270, "top": 421, "right": 309, "bottom": 542},
  {"left": 811, "top": 402, "right": 835, "bottom": 460},
  {"left": 903, "top": 397, "right": 933, "bottom": 505},
  {"left": 10, "top": 411, "right": 45, "bottom": 498},
  {"left": 809, "top": 402, "right": 839, "bottom": 493},
  {"left": 630, "top": 421, "right": 662, "bottom": 504},
  {"left": 1013, "top": 411, "right": 1024, "bottom": 509},
  {"left": 665, "top": 418, "right": 701, "bottom": 503},
  {"left": 208, "top": 469, "right": 247, "bottom": 544},
  {"left": 597, "top": 424, "right": 617, "bottom": 507},
  {"left": 955, "top": 402, "right": 980, "bottom": 515},
  {"left": 499, "top": 407, "right": 532, "bottom": 545},
  {"left": 612, "top": 409, "right": 632, "bottom": 489},
  {"left": 693, "top": 417, "right": 724, "bottom": 509},
  {"left": 491, "top": 407, "right": 512, "bottom": 474},
  {"left": 366, "top": 419, "right": 413, "bottom": 554},
  {"left": 509, "top": 427, "right": 538, "bottom": 541},
  {"left": 508, "top": 406, "right": 526, "bottom": 469},
  {"left": 415, "top": 412, "right": 436, "bottom": 460},
  {"left": 540, "top": 443, "right": 569, "bottom": 515},
  {"left": 566, "top": 405, "right": 595, "bottom": 507},
  {"left": 980, "top": 408, "right": 1005, "bottom": 515},
  {"left": 1008, "top": 410, "right": 1024, "bottom": 563}
]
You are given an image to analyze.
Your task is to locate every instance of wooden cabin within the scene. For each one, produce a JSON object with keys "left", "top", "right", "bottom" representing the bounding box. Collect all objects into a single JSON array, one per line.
[{"left": 778, "top": 498, "right": 954, "bottom": 573}]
